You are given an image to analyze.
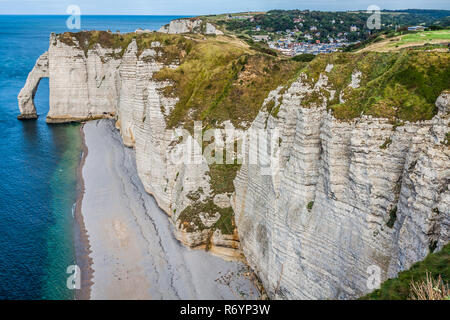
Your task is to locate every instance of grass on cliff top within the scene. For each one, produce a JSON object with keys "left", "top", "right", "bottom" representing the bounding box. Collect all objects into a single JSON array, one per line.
[
  {"left": 301, "top": 50, "right": 450, "bottom": 121},
  {"left": 153, "top": 38, "right": 303, "bottom": 130},
  {"left": 58, "top": 30, "right": 193, "bottom": 63},
  {"left": 390, "top": 29, "right": 450, "bottom": 46},
  {"left": 361, "top": 243, "right": 450, "bottom": 300}
]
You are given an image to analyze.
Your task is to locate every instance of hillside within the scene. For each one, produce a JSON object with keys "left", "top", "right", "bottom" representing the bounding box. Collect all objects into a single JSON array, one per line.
[{"left": 297, "top": 50, "right": 450, "bottom": 121}]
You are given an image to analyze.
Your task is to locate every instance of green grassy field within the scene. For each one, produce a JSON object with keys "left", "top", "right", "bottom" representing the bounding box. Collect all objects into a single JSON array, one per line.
[{"left": 388, "top": 29, "right": 450, "bottom": 47}]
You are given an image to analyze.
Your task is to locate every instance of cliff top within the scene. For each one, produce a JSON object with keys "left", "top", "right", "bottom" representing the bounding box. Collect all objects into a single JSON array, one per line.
[
  {"left": 56, "top": 31, "right": 449, "bottom": 125},
  {"left": 55, "top": 30, "right": 301, "bottom": 129},
  {"left": 298, "top": 50, "right": 450, "bottom": 121}
]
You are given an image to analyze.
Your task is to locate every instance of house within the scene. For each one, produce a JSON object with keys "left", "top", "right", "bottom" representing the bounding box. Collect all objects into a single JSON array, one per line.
[
  {"left": 310, "top": 26, "right": 318, "bottom": 31},
  {"left": 279, "top": 48, "right": 294, "bottom": 56},
  {"left": 350, "top": 25, "right": 358, "bottom": 32}
]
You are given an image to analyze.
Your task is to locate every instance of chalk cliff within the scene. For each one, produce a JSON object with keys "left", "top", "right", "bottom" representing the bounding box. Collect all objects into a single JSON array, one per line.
[
  {"left": 18, "top": 30, "right": 450, "bottom": 299},
  {"left": 158, "top": 18, "right": 223, "bottom": 35}
]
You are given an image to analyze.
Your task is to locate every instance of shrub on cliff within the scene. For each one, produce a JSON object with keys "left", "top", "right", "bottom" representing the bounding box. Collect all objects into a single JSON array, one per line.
[{"left": 292, "top": 53, "right": 315, "bottom": 62}]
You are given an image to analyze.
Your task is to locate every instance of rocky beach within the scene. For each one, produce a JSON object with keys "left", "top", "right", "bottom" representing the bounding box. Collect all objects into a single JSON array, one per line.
[{"left": 78, "top": 119, "right": 260, "bottom": 299}]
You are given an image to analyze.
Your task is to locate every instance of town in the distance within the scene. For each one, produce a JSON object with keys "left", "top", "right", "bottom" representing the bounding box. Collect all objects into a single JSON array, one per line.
[{"left": 200, "top": 9, "right": 450, "bottom": 55}]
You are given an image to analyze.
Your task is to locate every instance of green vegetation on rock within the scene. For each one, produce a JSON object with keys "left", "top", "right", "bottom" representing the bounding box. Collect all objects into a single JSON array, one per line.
[
  {"left": 301, "top": 50, "right": 450, "bottom": 121},
  {"left": 361, "top": 243, "right": 450, "bottom": 300},
  {"left": 386, "top": 206, "right": 397, "bottom": 228},
  {"left": 380, "top": 138, "right": 392, "bottom": 149},
  {"left": 177, "top": 198, "right": 235, "bottom": 235},
  {"left": 292, "top": 53, "right": 316, "bottom": 62},
  {"left": 444, "top": 132, "right": 450, "bottom": 146}
]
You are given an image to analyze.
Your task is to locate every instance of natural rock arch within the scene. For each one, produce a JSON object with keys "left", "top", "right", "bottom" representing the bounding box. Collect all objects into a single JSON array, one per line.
[{"left": 17, "top": 52, "right": 49, "bottom": 119}]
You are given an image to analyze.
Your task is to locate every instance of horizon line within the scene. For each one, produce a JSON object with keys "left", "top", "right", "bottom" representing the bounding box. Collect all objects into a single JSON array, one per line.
[{"left": 1, "top": 8, "right": 449, "bottom": 16}]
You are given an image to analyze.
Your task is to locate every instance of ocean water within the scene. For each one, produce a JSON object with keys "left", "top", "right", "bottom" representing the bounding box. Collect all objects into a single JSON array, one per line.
[{"left": 0, "top": 15, "right": 183, "bottom": 300}]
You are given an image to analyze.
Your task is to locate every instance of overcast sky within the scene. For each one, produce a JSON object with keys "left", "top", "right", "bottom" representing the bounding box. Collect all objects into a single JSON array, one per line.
[{"left": 1, "top": 0, "right": 449, "bottom": 15}]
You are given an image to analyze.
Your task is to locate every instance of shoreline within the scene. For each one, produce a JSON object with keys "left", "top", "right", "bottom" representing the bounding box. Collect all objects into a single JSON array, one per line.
[
  {"left": 74, "top": 123, "right": 94, "bottom": 300},
  {"left": 76, "top": 119, "right": 260, "bottom": 299}
]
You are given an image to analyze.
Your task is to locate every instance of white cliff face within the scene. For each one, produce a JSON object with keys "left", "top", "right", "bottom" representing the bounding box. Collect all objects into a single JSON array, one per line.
[
  {"left": 158, "top": 19, "right": 223, "bottom": 35},
  {"left": 232, "top": 72, "right": 450, "bottom": 299},
  {"left": 18, "top": 33, "right": 120, "bottom": 122},
  {"left": 47, "top": 33, "right": 121, "bottom": 122},
  {"left": 18, "top": 32, "right": 449, "bottom": 299}
]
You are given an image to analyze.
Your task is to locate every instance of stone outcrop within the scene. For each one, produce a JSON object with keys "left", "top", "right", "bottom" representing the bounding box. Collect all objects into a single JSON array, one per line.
[
  {"left": 158, "top": 18, "right": 223, "bottom": 35},
  {"left": 18, "top": 32, "right": 239, "bottom": 259},
  {"left": 18, "top": 33, "right": 119, "bottom": 122},
  {"left": 18, "top": 31, "right": 449, "bottom": 299}
]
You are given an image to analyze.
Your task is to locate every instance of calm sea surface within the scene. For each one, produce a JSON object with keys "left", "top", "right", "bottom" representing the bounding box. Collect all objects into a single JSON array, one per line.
[{"left": 0, "top": 15, "right": 183, "bottom": 299}]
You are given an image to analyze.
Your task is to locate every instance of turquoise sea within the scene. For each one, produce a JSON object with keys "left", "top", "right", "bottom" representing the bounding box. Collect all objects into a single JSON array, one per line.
[{"left": 0, "top": 15, "right": 183, "bottom": 299}]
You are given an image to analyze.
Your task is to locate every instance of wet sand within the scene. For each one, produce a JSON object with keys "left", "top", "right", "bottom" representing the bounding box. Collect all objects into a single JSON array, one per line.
[{"left": 77, "top": 119, "right": 259, "bottom": 299}]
